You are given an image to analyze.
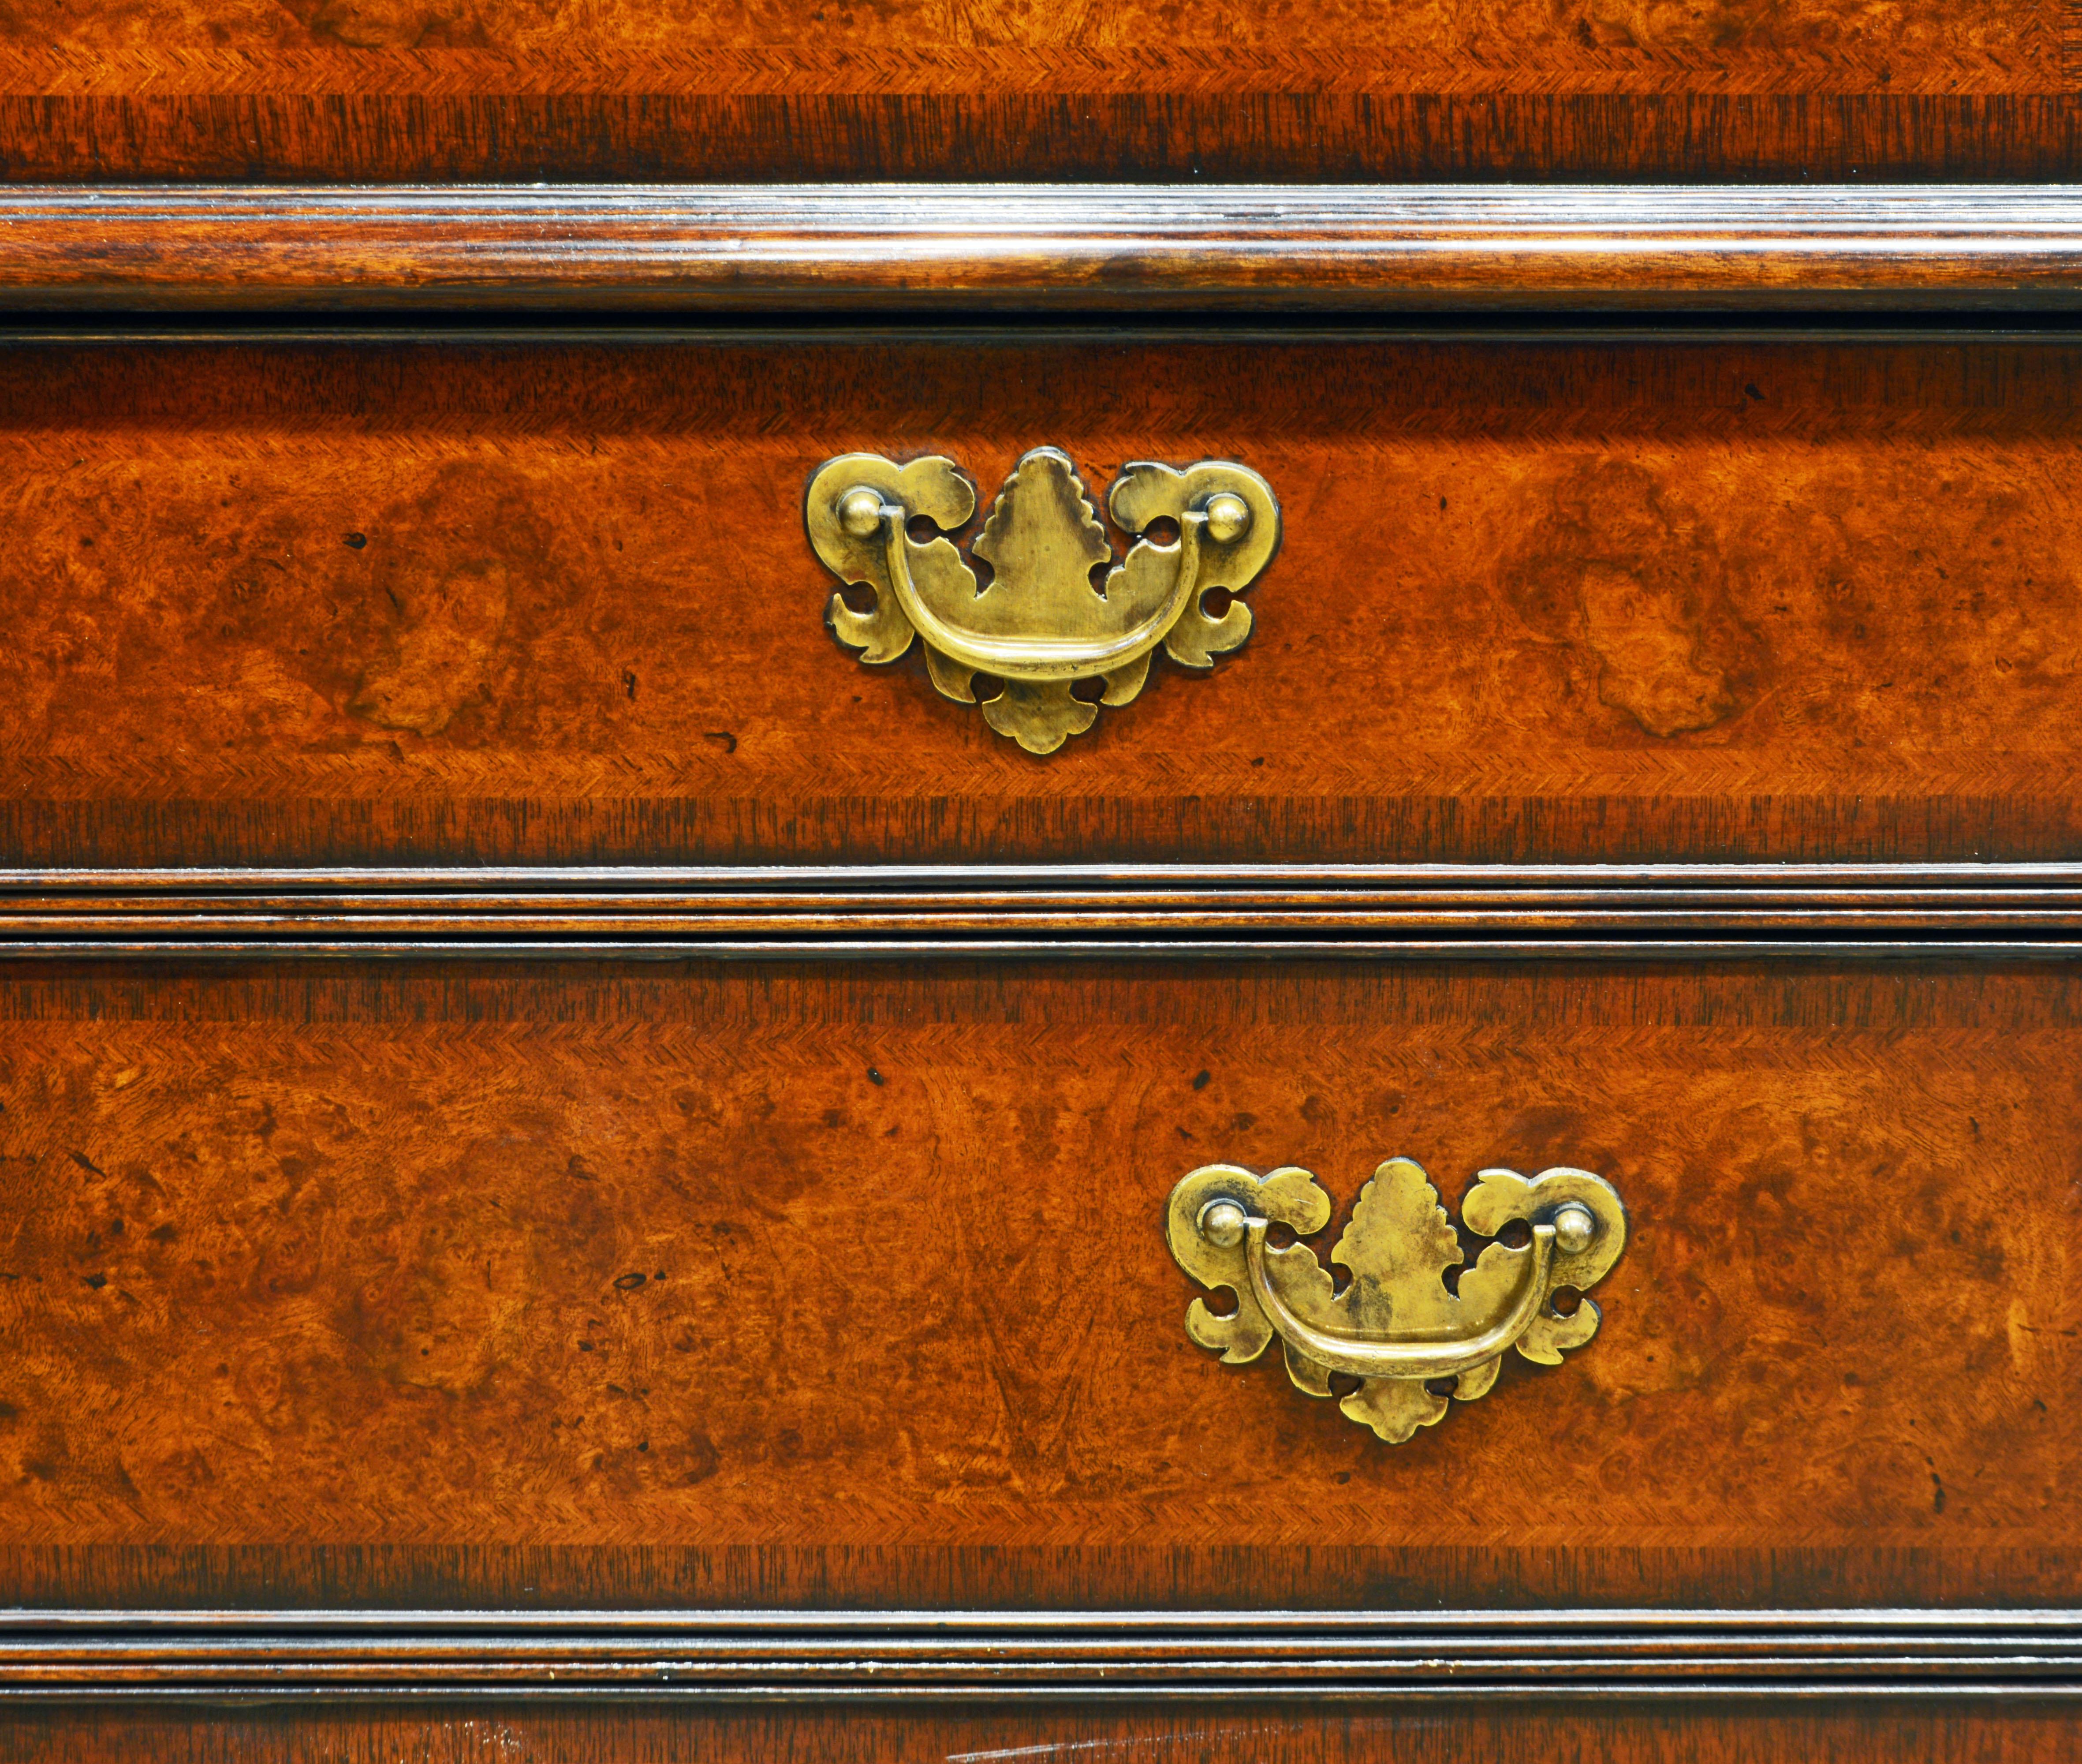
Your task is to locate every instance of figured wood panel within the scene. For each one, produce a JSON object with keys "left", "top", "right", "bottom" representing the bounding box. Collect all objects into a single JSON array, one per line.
[
  {"left": 9, "top": 336, "right": 2082, "bottom": 868},
  {"left": 0, "top": 0, "right": 2076, "bottom": 178},
  {"left": 0, "top": 957, "right": 2077, "bottom": 1611},
  {"left": 0, "top": 1700, "right": 2078, "bottom": 1764}
]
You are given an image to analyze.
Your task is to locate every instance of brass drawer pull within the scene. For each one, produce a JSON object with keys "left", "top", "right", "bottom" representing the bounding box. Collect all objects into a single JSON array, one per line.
[
  {"left": 1167, "top": 1158, "right": 1627, "bottom": 1444},
  {"left": 806, "top": 447, "right": 1280, "bottom": 753}
]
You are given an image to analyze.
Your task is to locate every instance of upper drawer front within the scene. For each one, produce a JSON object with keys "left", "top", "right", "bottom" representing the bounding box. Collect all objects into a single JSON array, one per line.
[
  {"left": 0, "top": 2, "right": 2072, "bottom": 180},
  {"left": 9, "top": 333, "right": 2082, "bottom": 870}
]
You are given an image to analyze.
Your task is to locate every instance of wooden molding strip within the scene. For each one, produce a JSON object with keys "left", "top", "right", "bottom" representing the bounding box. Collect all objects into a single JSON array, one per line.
[
  {"left": 3, "top": 1608, "right": 2081, "bottom": 1698},
  {"left": 5, "top": 930, "right": 2082, "bottom": 959},
  {"left": 6, "top": 865, "right": 2082, "bottom": 953},
  {"left": 8, "top": 862, "right": 2082, "bottom": 891},
  {"left": 5, "top": 940, "right": 2078, "bottom": 960},
  {"left": 8, "top": 186, "right": 2082, "bottom": 312}
]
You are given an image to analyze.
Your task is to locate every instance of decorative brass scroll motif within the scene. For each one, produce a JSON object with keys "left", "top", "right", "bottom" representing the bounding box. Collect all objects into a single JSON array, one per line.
[
  {"left": 1166, "top": 1158, "right": 1627, "bottom": 1443},
  {"left": 805, "top": 448, "right": 1280, "bottom": 753}
]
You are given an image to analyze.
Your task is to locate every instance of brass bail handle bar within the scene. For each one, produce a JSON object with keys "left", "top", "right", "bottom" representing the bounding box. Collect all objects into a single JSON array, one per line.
[{"left": 1201, "top": 1194, "right": 1587, "bottom": 1380}]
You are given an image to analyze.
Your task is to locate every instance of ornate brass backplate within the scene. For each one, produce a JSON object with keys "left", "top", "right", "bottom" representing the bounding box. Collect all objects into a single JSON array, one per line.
[
  {"left": 805, "top": 448, "right": 1280, "bottom": 753},
  {"left": 1166, "top": 1157, "right": 1627, "bottom": 1444}
]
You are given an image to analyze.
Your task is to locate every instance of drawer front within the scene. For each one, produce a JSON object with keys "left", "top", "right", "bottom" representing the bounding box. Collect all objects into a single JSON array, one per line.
[
  {"left": 2, "top": 955, "right": 2076, "bottom": 1617},
  {"left": 8, "top": 334, "right": 2082, "bottom": 871}
]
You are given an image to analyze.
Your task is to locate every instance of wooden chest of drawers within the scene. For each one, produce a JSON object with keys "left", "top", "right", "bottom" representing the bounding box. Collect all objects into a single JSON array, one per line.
[{"left": 3, "top": 6, "right": 2082, "bottom": 1759}]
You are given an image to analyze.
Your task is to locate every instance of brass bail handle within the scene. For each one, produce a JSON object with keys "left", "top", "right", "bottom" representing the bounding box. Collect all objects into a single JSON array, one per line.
[
  {"left": 1166, "top": 1157, "right": 1627, "bottom": 1445},
  {"left": 805, "top": 447, "right": 1281, "bottom": 754}
]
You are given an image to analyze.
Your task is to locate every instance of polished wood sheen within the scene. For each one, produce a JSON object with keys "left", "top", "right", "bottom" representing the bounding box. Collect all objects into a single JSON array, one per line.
[
  {"left": 0, "top": 0, "right": 2075, "bottom": 179},
  {"left": 7, "top": 335, "right": 2082, "bottom": 868},
  {"left": 5, "top": 188, "right": 2082, "bottom": 313},
  {"left": 0, "top": 957, "right": 2077, "bottom": 1613}
]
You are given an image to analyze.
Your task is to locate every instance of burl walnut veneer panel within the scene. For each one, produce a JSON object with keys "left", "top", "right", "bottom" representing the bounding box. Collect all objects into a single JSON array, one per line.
[
  {"left": 6, "top": 336, "right": 2082, "bottom": 869},
  {"left": 0, "top": 957, "right": 2075, "bottom": 1612},
  {"left": 0, "top": 0, "right": 2075, "bottom": 178}
]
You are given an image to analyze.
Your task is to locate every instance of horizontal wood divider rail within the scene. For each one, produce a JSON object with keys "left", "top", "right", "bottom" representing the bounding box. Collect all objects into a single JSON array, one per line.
[
  {"left": 9, "top": 187, "right": 2082, "bottom": 313},
  {"left": 9, "top": 863, "right": 2082, "bottom": 890},
  {"left": 7, "top": 865, "right": 2082, "bottom": 953},
  {"left": 2, "top": 1609, "right": 2081, "bottom": 1699},
  {"left": 7, "top": 940, "right": 2081, "bottom": 960}
]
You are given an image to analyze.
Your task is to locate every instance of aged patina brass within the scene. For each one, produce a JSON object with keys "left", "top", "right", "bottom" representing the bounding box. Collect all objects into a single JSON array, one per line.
[
  {"left": 1166, "top": 1157, "right": 1627, "bottom": 1443},
  {"left": 806, "top": 448, "right": 1280, "bottom": 753}
]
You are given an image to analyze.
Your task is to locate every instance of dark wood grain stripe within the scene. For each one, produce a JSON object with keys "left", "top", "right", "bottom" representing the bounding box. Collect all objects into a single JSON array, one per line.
[{"left": 0, "top": 99, "right": 2079, "bottom": 185}]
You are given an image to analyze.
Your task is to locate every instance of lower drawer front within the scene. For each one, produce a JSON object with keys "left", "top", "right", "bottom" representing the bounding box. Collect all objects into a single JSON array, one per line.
[{"left": 0, "top": 955, "right": 2075, "bottom": 1617}]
